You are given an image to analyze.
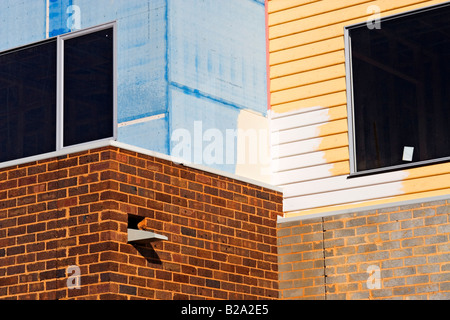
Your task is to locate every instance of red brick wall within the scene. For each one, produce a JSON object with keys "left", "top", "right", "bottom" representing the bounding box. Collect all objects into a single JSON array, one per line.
[
  {"left": 278, "top": 202, "right": 450, "bottom": 299},
  {"left": 0, "top": 146, "right": 282, "bottom": 300}
]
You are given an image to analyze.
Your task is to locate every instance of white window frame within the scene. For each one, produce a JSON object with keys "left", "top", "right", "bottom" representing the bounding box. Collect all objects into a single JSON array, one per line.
[{"left": 57, "top": 21, "right": 118, "bottom": 150}]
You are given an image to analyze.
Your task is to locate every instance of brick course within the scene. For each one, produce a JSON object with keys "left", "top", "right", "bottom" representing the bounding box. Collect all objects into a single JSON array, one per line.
[
  {"left": 278, "top": 202, "right": 450, "bottom": 300},
  {"left": 0, "top": 146, "right": 282, "bottom": 300}
]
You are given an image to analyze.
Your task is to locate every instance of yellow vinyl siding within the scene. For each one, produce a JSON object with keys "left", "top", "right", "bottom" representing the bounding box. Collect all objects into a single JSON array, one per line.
[
  {"left": 269, "top": 0, "right": 372, "bottom": 25},
  {"left": 270, "top": 37, "right": 343, "bottom": 66},
  {"left": 268, "top": 0, "right": 450, "bottom": 217},
  {"left": 270, "top": 64, "right": 345, "bottom": 92},
  {"left": 270, "top": 24, "right": 344, "bottom": 52},
  {"left": 268, "top": 0, "right": 321, "bottom": 14},
  {"left": 271, "top": 51, "right": 345, "bottom": 78},
  {"left": 271, "top": 91, "right": 347, "bottom": 114},
  {"left": 271, "top": 77, "right": 346, "bottom": 105},
  {"left": 317, "top": 132, "right": 349, "bottom": 152}
]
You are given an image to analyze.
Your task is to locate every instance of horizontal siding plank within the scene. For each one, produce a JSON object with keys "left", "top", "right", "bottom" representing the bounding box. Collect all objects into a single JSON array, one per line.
[
  {"left": 272, "top": 133, "right": 348, "bottom": 158},
  {"left": 282, "top": 170, "right": 408, "bottom": 198},
  {"left": 268, "top": 0, "right": 320, "bottom": 14},
  {"left": 274, "top": 162, "right": 335, "bottom": 185},
  {"left": 271, "top": 105, "right": 347, "bottom": 131},
  {"left": 270, "top": 37, "right": 343, "bottom": 66},
  {"left": 274, "top": 119, "right": 348, "bottom": 144},
  {"left": 284, "top": 169, "right": 450, "bottom": 212},
  {"left": 271, "top": 77, "right": 346, "bottom": 105},
  {"left": 274, "top": 160, "right": 349, "bottom": 185},
  {"left": 270, "top": 23, "right": 344, "bottom": 52},
  {"left": 270, "top": 0, "right": 439, "bottom": 39},
  {"left": 271, "top": 91, "right": 347, "bottom": 114},
  {"left": 406, "top": 161, "right": 450, "bottom": 180},
  {"left": 403, "top": 172, "right": 450, "bottom": 194},
  {"left": 283, "top": 179, "right": 404, "bottom": 212},
  {"left": 270, "top": 51, "right": 345, "bottom": 78},
  {"left": 281, "top": 158, "right": 450, "bottom": 200},
  {"left": 269, "top": 1, "right": 371, "bottom": 39},
  {"left": 269, "top": 0, "right": 372, "bottom": 26},
  {"left": 271, "top": 64, "right": 345, "bottom": 92},
  {"left": 271, "top": 107, "right": 329, "bottom": 130},
  {"left": 270, "top": 0, "right": 447, "bottom": 52},
  {"left": 274, "top": 147, "right": 349, "bottom": 173}
]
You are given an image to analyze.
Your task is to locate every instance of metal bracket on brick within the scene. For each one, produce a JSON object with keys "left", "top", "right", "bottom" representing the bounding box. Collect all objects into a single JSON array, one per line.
[{"left": 127, "top": 228, "right": 168, "bottom": 244}]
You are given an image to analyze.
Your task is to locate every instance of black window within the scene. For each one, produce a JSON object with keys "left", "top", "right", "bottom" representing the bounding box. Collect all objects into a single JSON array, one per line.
[
  {"left": 64, "top": 28, "right": 114, "bottom": 147},
  {"left": 0, "top": 24, "right": 115, "bottom": 164},
  {"left": 0, "top": 40, "right": 57, "bottom": 162},
  {"left": 346, "top": 4, "right": 450, "bottom": 173}
]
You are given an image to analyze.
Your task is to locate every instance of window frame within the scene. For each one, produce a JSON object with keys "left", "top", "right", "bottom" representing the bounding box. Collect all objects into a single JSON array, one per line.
[
  {"left": 0, "top": 21, "right": 117, "bottom": 165},
  {"left": 57, "top": 21, "right": 118, "bottom": 150},
  {"left": 344, "top": 2, "right": 450, "bottom": 177}
]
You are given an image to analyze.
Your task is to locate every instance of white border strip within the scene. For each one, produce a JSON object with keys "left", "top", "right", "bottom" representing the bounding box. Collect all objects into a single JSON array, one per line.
[{"left": 0, "top": 139, "right": 283, "bottom": 193}]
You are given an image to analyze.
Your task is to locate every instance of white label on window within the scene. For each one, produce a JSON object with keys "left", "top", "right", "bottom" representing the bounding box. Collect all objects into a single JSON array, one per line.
[{"left": 402, "top": 146, "right": 414, "bottom": 161}]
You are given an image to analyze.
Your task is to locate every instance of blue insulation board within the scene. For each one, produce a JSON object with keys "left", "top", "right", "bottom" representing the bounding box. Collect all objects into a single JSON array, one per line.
[
  {"left": 49, "top": 0, "right": 72, "bottom": 37},
  {"left": 118, "top": 116, "right": 169, "bottom": 155},
  {"left": 168, "top": 0, "right": 267, "bottom": 116},
  {"left": 169, "top": 87, "right": 239, "bottom": 174},
  {"left": 0, "top": 0, "right": 47, "bottom": 50}
]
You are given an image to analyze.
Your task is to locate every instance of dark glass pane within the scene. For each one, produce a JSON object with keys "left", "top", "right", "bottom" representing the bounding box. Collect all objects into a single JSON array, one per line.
[
  {"left": 64, "top": 27, "right": 114, "bottom": 147},
  {"left": 350, "top": 4, "right": 450, "bottom": 171},
  {"left": 0, "top": 40, "right": 57, "bottom": 162}
]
